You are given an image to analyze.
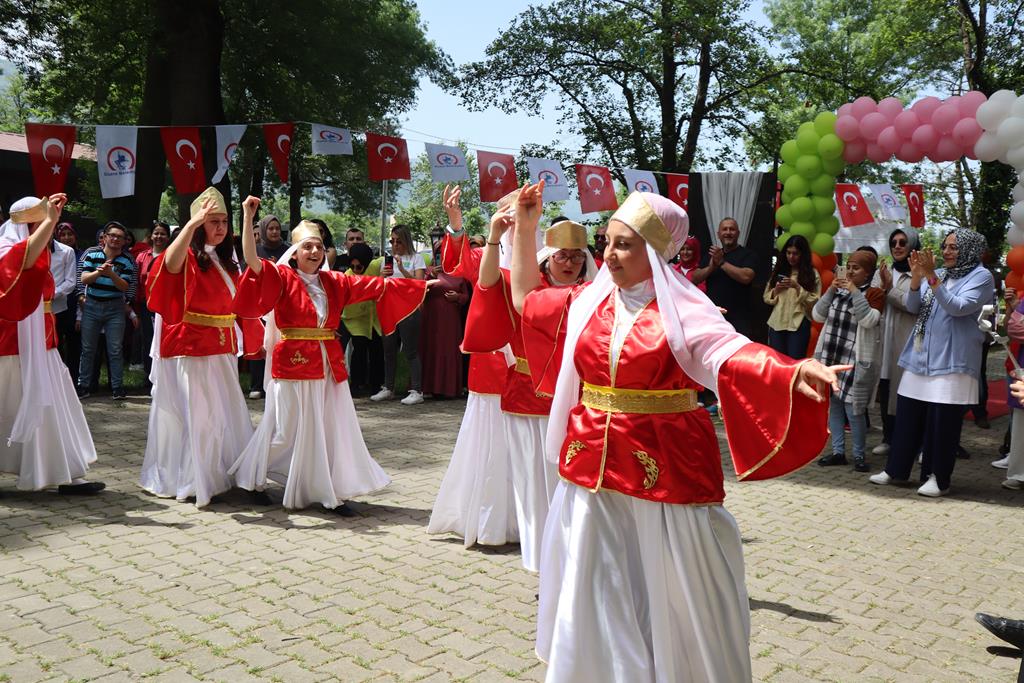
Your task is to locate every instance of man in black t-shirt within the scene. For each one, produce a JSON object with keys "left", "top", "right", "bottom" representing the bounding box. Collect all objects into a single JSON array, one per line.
[{"left": 691, "top": 217, "right": 757, "bottom": 338}]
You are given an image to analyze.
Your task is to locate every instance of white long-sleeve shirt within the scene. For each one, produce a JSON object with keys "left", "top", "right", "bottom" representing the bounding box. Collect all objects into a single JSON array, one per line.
[{"left": 49, "top": 241, "right": 78, "bottom": 314}]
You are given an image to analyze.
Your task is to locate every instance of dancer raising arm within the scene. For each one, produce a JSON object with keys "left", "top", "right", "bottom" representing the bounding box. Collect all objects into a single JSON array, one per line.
[
  {"left": 509, "top": 182, "right": 848, "bottom": 683},
  {"left": 231, "top": 197, "right": 427, "bottom": 514}
]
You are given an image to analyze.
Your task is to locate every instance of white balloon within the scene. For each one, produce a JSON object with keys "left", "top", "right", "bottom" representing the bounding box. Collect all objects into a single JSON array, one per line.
[
  {"left": 1013, "top": 201, "right": 1024, "bottom": 228},
  {"left": 1008, "top": 144, "right": 1024, "bottom": 170},
  {"left": 974, "top": 131, "right": 1005, "bottom": 162},
  {"left": 1013, "top": 182, "right": 1024, "bottom": 203},
  {"left": 1013, "top": 96, "right": 1024, "bottom": 117},
  {"left": 977, "top": 89, "right": 1018, "bottom": 129},
  {"left": 997, "top": 116, "right": 1024, "bottom": 148},
  {"left": 1009, "top": 225, "right": 1024, "bottom": 246}
]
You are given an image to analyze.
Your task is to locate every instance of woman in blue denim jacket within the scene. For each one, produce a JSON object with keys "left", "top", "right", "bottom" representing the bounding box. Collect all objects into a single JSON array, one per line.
[{"left": 869, "top": 229, "right": 993, "bottom": 497}]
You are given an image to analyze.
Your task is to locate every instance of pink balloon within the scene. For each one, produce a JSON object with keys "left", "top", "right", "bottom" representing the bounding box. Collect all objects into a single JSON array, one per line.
[
  {"left": 932, "top": 104, "right": 961, "bottom": 134},
  {"left": 911, "top": 96, "right": 942, "bottom": 123},
  {"left": 877, "top": 97, "right": 904, "bottom": 122},
  {"left": 834, "top": 115, "right": 861, "bottom": 142},
  {"left": 896, "top": 141, "right": 925, "bottom": 163},
  {"left": 911, "top": 124, "right": 939, "bottom": 151},
  {"left": 837, "top": 103, "right": 854, "bottom": 118},
  {"left": 931, "top": 136, "right": 963, "bottom": 162},
  {"left": 959, "top": 90, "right": 988, "bottom": 117},
  {"left": 843, "top": 140, "right": 867, "bottom": 163},
  {"left": 859, "top": 112, "right": 888, "bottom": 141},
  {"left": 866, "top": 142, "right": 890, "bottom": 163},
  {"left": 877, "top": 126, "right": 902, "bottom": 155},
  {"left": 851, "top": 96, "right": 878, "bottom": 119},
  {"left": 893, "top": 110, "right": 921, "bottom": 138},
  {"left": 952, "top": 117, "right": 983, "bottom": 147}
]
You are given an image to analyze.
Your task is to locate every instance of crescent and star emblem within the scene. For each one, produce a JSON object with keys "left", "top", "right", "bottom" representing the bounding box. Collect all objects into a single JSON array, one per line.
[
  {"left": 277, "top": 134, "right": 290, "bottom": 154},
  {"left": 42, "top": 138, "right": 66, "bottom": 175},
  {"left": 377, "top": 142, "right": 398, "bottom": 163},
  {"left": 842, "top": 191, "right": 860, "bottom": 209},
  {"left": 175, "top": 139, "right": 198, "bottom": 170},
  {"left": 585, "top": 172, "right": 605, "bottom": 195}
]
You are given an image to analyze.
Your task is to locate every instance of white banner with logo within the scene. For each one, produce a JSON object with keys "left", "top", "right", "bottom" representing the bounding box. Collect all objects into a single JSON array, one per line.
[
  {"left": 622, "top": 168, "right": 658, "bottom": 194},
  {"left": 866, "top": 183, "right": 907, "bottom": 221},
  {"left": 425, "top": 143, "right": 469, "bottom": 183},
  {"left": 526, "top": 157, "right": 570, "bottom": 201},
  {"left": 211, "top": 124, "right": 247, "bottom": 183},
  {"left": 311, "top": 123, "right": 353, "bottom": 156},
  {"left": 95, "top": 126, "right": 138, "bottom": 199}
]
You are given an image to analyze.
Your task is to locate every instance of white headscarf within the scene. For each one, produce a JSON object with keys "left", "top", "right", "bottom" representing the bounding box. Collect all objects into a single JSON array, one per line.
[
  {"left": 0, "top": 197, "right": 55, "bottom": 445},
  {"left": 545, "top": 192, "right": 750, "bottom": 463}
]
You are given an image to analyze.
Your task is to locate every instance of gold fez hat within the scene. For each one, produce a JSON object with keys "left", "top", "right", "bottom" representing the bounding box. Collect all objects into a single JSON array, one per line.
[
  {"left": 544, "top": 220, "right": 588, "bottom": 250},
  {"left": 290, "top": 220, "right": 323, "bottom": 245},
  {"left": 10, "top": 197, "right": 50, "bottom": 224},
  {"left": 610, "top": 192, "right": 675, "bottom": 261},
  {"left": 189, "top": 187, "right": 228, "bottom": 219}
]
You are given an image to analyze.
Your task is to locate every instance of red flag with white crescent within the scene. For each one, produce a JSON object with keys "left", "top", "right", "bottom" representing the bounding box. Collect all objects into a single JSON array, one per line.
[
  {"left": 575, "top": 164, "right": 618, "bottom": 213},
  {"left": 160, "top": 127, "right": 206, "bottom": 195},
  {"left": 263, "top": 122, "right": 294, "bottom": 183},
  {"left": 665, "top": 173, "right": 689, "bottom": 211},
  {"left": 901, "top": 184, "right": 925, "bottom": 228},
  {"left": 25, "top": 123, "right": 77, "bottom": 196},
  {"left": 834, "top": 183, "right": 875, "bottom": 227},
  {"left": 365, "top": 132, "right": 411, "bottom": 182},
  {"left": 477, "top": 151, "right": 518, "bottom": 202}
]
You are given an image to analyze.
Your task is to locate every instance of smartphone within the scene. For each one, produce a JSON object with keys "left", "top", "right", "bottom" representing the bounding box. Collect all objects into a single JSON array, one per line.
[
  {"left": 775, "top": 273, "right": 786, "bottom": 283},
  {"left": 385, "top": 254, "right": 394, "bottom": 268}
]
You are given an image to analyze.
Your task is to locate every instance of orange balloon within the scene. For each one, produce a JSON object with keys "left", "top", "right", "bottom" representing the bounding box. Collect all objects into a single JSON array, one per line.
[
  {"left": 819, "top": 253, "right": 838, "bottom": 271},
  {"left": 1006, "top": 271, "right": 1024, "bottom": 290},
  {"left": 819, "top": 270, "right": 835, "bottom": 290},
  {"left": 1008, "top": 246, "right": 1024, "bottom": 274},
  {"left": 811, "top": 253, "right": 824, "bottom": 271}
]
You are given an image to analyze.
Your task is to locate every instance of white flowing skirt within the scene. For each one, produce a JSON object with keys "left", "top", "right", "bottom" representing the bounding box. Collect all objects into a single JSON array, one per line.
[
  {"left": 230, "top": 375, "right": 390, "bottom": 509},
  {"left": 0, "top": 351, "right": 96, "bottom": 490},
  {"left": 537, "top": 481, "right": 752, "bottom": 683},
  {"left": 428, "top": 392, "right": 518, "bottom": 547},
  {"left": 505, "top": 413, "right": 558, "bottom": 572},
  {"left": 140, "top": 354, "right": 253, "bottom": 507}
]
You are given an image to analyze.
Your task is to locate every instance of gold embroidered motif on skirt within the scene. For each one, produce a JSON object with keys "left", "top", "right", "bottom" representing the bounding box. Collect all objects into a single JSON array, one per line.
[
  {"left": 218, "top": 329, "right": 226, "bottom": 346},
  {"left": 565, "top": 440, "right": 585, "bottom": 466},
  {"left": 290, "top": 351, "right": 309, "bottom": 365},
  {"left": 633, "top": 450, "right": 659, "bottom": 489}
]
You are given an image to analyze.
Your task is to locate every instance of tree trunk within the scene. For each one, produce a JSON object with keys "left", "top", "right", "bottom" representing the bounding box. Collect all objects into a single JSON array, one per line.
[{"left": 658, "top": 0, "right": 678, "bottom": 175}]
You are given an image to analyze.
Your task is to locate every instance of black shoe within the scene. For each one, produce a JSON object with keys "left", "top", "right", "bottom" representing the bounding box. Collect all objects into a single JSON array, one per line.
[
  {"left": 251, "top": 490, "right": 272, "bottom": 506},
  {"left": 112, "top": 390, "right": 127, "bottom": 400},
  {"left": 976, "top": 613, "right": 1024, "bottom": 650},
  {"left": 818, "top": 452, "right": 847, "bottom": 467},
  {"left": 976, "top": 417, "right": 991, "bottom": 429},
  {"left": 76, "top": 387, "right": 90, "bottom": 400},
  {"left": 853, "top": 458, "right": 870, "bottom": 473},
  {"left": 58, "top": 481, "right": 106, "bottom": 495},
  {"left": 333, "top": 503, "right": 357, "bottom": 517},
  {"left": 955, "top": 445, "right": 971, "bottom": 460}
]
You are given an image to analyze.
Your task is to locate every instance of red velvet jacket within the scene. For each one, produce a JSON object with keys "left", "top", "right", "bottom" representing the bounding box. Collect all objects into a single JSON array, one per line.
[{"left": 0, "top": 240, "right": 58, "bottom": 356}]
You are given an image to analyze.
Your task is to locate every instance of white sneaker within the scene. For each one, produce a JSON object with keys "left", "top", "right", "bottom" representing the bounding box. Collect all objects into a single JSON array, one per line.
[
  {"left": 916, "top": 474, "right": 948, "bottom": 497},
  {"left": 869, "top": 471, "right": 893, "bottom": 485},
  {"left": 991, "top": 456, "right": 1010, "bottom": 469},
  {"left": 872, "top": 443, "right": 890, "bottom": 456},
  {"left": 1002, "top": 478, "right": 1022, "bottom": 490},
  {"left": 370, "top": 388, "right": 394, "bottom": 402},
  {"left": 247, "top": 390, "right": 263, "bottom": 399},
  {"left": 400, "top": 390, "right": 424, "bottom": 405}
]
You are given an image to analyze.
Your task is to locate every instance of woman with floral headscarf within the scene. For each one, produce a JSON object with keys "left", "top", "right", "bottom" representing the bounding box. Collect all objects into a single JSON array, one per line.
[
  {"left": 509, "top": 183, "right": 846, "bottom": 682},
  {"left": 870, "top": 229, "right": 993, "bottom": 497}
]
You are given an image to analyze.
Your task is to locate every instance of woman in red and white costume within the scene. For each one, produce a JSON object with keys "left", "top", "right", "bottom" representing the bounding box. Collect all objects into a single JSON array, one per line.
[
  {"left": 0, "top": 195, "right": 101, "bottom": 494},
  {"left": 141, "top": 187, "right": 263, "bottom": 507},
  {"left": 509, "top": 184, "right": 848, "bottom": 682},
  {"left": 231, "top": 198, "right": 426, "bottom": 514},
  {"left": 457, "top": 186, "right": 597, "bottom": 572}
]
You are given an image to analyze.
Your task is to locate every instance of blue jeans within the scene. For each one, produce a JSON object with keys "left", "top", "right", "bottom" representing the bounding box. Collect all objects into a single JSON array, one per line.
[
  {"left": 828, "top": 394, "right": 866, "bottom": 459},
  {"left": 768, "top": 318, "right": 811, "bottom": 360},
  {"left": 78, "top": 298, "right": 126, "bottom": 392}
]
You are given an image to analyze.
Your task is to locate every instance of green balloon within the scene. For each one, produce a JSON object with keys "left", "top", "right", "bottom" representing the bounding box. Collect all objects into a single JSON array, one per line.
[
  {"left": 811, "top": 232, "right": 836, "bottom": 257},
  {"left": 777, "top": 163, "right": 795, "bottom": 183},
  {"left": 817, "top": 133, "right": 844, "bottom": 160},
  {"left": 812, "top": 196, "right": 836, "bottom": 218},
  {"left": 796, "top": 154, "right": 823, "bottom": 179},
  {"left": 810, "top": 174, "right": 836, "bottom": 197},
  {"left": 776, "top": 231, "right": 792, "bottom": 252},
  {"left": 816, "top": 215, "right": 840, "bottom": 236},
  {"left": 790, "top": 196, "right": 814, "bottom": 221},
  {"left": 821, "top": 155, "right": 846, "bottom": 175},
  {"left": 775, "top": 204, "right": 794, "bottom": 228},
  {"left": 783, "top": 174, "right": 809, "bottom": 198},
  {"left": 796, "top": 124, "right": 820, "bottom": 154},
  {"left": 814, "top": 111, "right": 838, "bottom": 137},
  {"left": 791, "top": 221, "right": 816, "bottom": 239},
  {"left": 780, "top": 140, "right": 801, "bottom": 165}
]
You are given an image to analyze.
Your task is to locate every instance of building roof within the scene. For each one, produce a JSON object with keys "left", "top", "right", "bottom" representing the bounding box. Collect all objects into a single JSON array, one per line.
[{"left": 0, "top": 130, "right": 96, "bottom": 161}]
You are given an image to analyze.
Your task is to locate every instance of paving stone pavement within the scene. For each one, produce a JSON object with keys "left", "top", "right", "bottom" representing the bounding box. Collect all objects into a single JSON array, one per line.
[{"left": 1, "top": 388, "right": 1022, "bottom": 682}]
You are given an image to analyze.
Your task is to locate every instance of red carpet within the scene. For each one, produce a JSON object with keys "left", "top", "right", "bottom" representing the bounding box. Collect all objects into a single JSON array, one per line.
[{"left": 963, "top": 378, "right": 1010, "bottom": 421}]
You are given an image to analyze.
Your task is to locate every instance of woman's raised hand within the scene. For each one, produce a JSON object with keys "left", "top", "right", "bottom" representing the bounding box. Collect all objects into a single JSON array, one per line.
[
  {"left": 516, "top": 181, "right": 545, "bottom": 232},
  {"left": 185, "top": 198, "right": 217, "bottom": 232},
  {"left": 488, "top": 204, "right": 514, "bottom": 241},
  {"left": 242, "top": 195, "right": 261, "bottom": 216},
  {"left": 443, "top": 184, "right": 463, "bottom": 232}
]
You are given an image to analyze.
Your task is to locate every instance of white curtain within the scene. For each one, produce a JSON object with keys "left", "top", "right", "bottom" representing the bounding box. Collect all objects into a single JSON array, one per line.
[{"left": 700, "top": 172, "right": 764, "bottom": 247}]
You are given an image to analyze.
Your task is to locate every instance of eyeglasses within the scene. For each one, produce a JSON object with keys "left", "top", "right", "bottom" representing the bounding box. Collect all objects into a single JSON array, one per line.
[
  {"left": 551, "top": 251, "right": 586, "bottom": 264},
  {"left": 890, "top": 239, "right": 907, "bottom": 247},
  {"left": 389, "top": 238, "right": 400, "bottom": 244}
]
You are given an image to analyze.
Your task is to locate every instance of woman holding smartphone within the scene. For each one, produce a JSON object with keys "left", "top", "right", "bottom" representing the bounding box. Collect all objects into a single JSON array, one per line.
[
  {"left": 371, "top": 225, "right": 426, "bottom": 406},
  {"left": 764, "top": 235, "right": 820, "bottom": 359}
]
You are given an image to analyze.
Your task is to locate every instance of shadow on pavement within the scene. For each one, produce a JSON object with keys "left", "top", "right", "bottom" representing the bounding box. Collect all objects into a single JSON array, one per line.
[
  {"left": 750, "top": 597, "right": 841, "bottom": 623},
  {"left": 430, "top": 535, "right": 522, "bottom": 557}
]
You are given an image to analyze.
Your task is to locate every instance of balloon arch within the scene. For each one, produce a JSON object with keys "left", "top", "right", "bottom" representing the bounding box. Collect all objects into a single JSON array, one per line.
[{"left": 774, "top": 90, "right": 1024, "bottom": 272}]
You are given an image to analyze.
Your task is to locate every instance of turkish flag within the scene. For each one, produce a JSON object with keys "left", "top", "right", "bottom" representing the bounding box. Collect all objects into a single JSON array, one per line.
[
  {"left": 665, "top": 173, "right": 689, "bottom": 211},
  {"left": 263, "top": 122, "right": 294, "bottom": 183},
  {"left": 575, "top": 164, "right": 618, "bottom": 213},
  {"left": 365, "top": 132, "right": 411, "bottom": 182},
  {"left": 834, "top": 183, "right": 875, "bottom": 227},
  {"left": 477, "top": 151, "right": 518, "bottom": 202},
  {"left": 25, "top": 123, "right": 77, "bottom": 196},
  {"left": 901, "top": 184, "right": 925, "bottom": 227},
  {"left": 160, "top": 127, "right": 206, "bottom": 195}
]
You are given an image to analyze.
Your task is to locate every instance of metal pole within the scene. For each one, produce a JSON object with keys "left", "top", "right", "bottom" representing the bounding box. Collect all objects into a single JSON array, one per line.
[{"left": 380, "top": 179, "right": 389, "bottom": 256}]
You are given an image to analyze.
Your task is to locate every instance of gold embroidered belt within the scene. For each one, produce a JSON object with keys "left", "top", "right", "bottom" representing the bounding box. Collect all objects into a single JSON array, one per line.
[
  {"left": 514, "top": 356, "right": 530, "bottom": 375},
  {"left": 581, "top": 383, "right": 698, "bottom": 414},
  {"left": 280, "top": 327, "right": 335, "bottom": 341},
  {"left": 43, "top": 300, "right": 52, "bottom": 313},
  {"left": 183, "top": 311, "right": 236, "bottom": 328}
]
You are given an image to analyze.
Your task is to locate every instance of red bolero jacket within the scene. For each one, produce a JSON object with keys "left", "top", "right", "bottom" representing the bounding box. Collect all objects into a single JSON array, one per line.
[{"left": 0, "top": 240, "right": 58, "bottom": 356}]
